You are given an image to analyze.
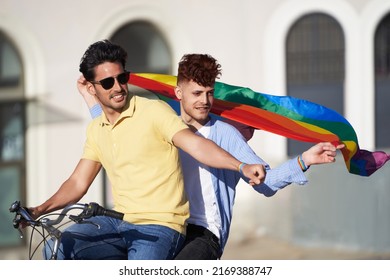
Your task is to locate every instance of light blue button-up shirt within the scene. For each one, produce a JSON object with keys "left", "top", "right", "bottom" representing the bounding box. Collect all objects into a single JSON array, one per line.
[{"left": 197, "top": 116, "right": 307, "bottom": 253}]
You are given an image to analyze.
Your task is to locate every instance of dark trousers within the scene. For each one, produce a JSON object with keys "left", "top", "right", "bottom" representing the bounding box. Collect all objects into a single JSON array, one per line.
[{"left": 174, "top": 223, "right": 221, "bottom": 260}]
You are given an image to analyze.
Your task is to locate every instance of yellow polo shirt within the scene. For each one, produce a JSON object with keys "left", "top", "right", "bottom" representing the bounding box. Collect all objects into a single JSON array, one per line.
[{"left": 82, "top": 94, "right": 189, "bottom": 234}]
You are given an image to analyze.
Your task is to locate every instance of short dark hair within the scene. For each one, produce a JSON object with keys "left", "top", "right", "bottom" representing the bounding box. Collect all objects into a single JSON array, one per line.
[
  {"left": 177, "top": 54, "right": 221, "bottom": 87},
  {"left": 79, "top": 40, "right": 127, "bottom": 81}
]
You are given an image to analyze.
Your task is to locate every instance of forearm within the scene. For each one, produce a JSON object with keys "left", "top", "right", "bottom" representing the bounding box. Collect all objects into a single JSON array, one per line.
[
  {"left": 174, "top": 129, "right": 241, "bottom": 171},
  {"left": 190, "top": 137, "right": 241, "bottom": 171},
  {"left": 264, "top": 158, "right": 307, "bottom": 187},
  {"left": 174, "top": 129, "right": 265, "bottom": 185},
  {"left": 252, "top": 157, "right": 308, "bottom": 197},
  {"left": 32, "top": 178, "right": 87, "bottom": 217}
]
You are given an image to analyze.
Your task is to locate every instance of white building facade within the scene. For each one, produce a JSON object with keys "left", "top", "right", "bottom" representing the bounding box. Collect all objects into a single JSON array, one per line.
[{"left": 0, "top": 0, "right": 389, "bottom": 259}]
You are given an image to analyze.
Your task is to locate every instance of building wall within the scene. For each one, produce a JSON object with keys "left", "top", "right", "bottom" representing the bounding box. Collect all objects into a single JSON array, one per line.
[{"left": 0, "top": 0, "right": 389, "bottom": 259}]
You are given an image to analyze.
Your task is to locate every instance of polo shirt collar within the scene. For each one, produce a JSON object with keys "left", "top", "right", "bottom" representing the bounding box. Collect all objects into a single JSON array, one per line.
[{"left": 99, "top": 94, "right": 136, "bottom": 127}]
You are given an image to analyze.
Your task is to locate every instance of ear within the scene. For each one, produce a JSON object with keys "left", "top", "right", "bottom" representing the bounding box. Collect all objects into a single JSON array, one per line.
[
  {"left": 174, "top": 86, "right": 182, "bottom": 100},
  {"left": 86, "top": 81, "right": 96, "bottom": 96}
]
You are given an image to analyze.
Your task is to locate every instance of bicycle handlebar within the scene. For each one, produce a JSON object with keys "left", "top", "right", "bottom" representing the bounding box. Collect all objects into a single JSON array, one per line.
[
  {"left": 9, "top": 200, "right": 124, "bottom": 260},
  {"left": 9, "top": 201, "right": 124, "bottom": 231},
  {"left": 9, "top": 201, "right": 40, "bottom": 228}
]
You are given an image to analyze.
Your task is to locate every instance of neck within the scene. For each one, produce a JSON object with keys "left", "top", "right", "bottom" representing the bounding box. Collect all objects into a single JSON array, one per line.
[
  {"left": 181, "top": 115, "right": 210, "bottom": 132},
  {"left": 103, "top": 94, "right": 132, "bottom": 124}
]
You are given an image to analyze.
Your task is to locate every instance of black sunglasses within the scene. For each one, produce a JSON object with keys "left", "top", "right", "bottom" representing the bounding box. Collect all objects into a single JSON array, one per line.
[{"left": 91, "top": 71, "right": 130, "bottom": 90}]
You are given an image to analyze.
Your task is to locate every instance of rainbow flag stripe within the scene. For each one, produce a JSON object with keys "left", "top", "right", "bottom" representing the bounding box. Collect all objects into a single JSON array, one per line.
[{"left": 128, "top": 73, "right": 390, "bottom": 177}]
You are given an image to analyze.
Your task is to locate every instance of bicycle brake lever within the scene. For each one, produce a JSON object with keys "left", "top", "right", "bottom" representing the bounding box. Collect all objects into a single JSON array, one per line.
[
  {"left": 68, "top": 214, "right": 83, "bottom": 223},
  {"left": 12, "top": 215, "right": 24, "bottom": 239},
  {"left": 12, "top": 223, "right": 26, "bottom": 239},
  {"left": 77, "top": 219, "right": 101, "bottom": 229},
  {"left": 18, "top": 228, "right": 24, "bottom": 239},
  {"left": 68, "top": 203, "right": 95, "bottom": 223},
  {"left": 68, "top": 214, "right": 100, "bottom": 229}
]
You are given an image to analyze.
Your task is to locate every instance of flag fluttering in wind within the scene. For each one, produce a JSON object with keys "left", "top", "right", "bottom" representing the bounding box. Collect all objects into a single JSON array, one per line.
[{"left": 128, "top": 73, "right": 390, "bottom": 177}]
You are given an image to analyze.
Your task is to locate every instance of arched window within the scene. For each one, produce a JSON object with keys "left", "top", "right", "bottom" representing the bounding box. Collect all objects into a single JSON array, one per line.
[
  {"left": 100, "top": 21, "right": 172, "bottom": 207},
  {"left": 110, "top": 21, "right": 171, "bottom": 73},
  {"left": 0, "top": 32, "right": 25, "bottom": 246},
  {"left": 374, "top": 13, "right": 390, "bottom": 149},
  {"left": 286, "top": 13, "right": 345, "bottom": 156}
]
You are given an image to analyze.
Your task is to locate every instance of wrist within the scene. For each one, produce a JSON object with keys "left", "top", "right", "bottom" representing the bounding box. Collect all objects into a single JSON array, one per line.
[
  {"left": 29, "top": 207, "right": 41, "bottom": 219},
  {"left": 238, "top": 162, "right": 247, "bottom": 174},
  {"left": 297, "top": 155, "right": 309, "bottom": 172}
]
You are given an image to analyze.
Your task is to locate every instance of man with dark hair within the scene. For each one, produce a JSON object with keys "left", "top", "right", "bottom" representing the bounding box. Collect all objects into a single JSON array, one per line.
[
  {"left": 27, "top": 40, "right": 266, "bottom": 260},
  {"left": 81, "top": 51, "right": 343, "bottom": 259}
]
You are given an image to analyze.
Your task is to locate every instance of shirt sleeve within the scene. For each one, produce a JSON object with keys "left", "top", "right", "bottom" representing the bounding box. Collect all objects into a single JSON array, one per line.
[
  {"left": 81, "top": 121, "right": 100, "bottom": 162},
  {"left": 252, "top": 157, "right": 308, "bottom": 197},
  {"left": 89, "top": 104, "right": 103, "bottom": 119},
  {"left": 216, "top": 120, "right": 308, "bottom": 197}
]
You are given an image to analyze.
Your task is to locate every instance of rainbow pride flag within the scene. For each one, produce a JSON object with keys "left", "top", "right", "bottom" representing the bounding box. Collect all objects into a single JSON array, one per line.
[{"left": 128, "top": 73, "right": 390, "bottom": 177}]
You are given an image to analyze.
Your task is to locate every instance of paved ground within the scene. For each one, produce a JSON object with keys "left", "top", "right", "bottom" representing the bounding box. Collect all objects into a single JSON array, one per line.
[
  {"left": 222, "top": 235, "right": 390, "bottom": 260},
  {"left": 2, "top": 233, "right": 390, "bottom": 260}
]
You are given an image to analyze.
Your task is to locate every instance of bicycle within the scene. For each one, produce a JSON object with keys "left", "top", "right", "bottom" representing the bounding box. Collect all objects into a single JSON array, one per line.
[{"left": 9, "top": 200, "right": 124, "bottom": 260}]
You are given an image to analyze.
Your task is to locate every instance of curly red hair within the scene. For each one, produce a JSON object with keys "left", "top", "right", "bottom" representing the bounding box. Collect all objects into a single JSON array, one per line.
[{"left": 177, "top": 54, "right": 221, "bottom": 87}]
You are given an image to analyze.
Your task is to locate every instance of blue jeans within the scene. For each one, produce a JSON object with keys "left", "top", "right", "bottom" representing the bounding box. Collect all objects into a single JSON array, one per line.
[{"left": 43, "top": 216, "right": 185, "bottom": 260}]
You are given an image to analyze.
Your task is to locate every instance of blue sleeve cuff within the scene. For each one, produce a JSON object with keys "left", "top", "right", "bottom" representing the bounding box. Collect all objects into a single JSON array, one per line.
[{"left": 89, "top": 104, "right": 103, "bottom": 119}]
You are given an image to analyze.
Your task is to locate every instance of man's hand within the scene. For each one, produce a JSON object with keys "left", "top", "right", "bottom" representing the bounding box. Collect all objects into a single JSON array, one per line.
[
  {"left": 77, "top": 75, "right": 98, "bottom": 109},
  {"left": 19, "top": 207, "right": 41, "bottom": 229},
  {"left": 242, "top": 164, "right": 266, "bottom": 185},
  {"left": 301, "top": 142, "right": 345, "bottom": 167}
]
